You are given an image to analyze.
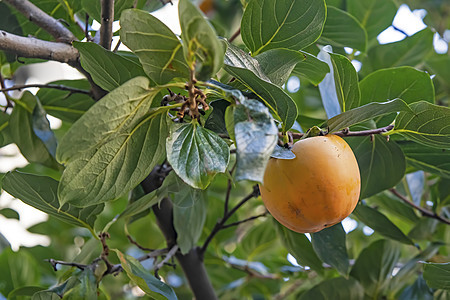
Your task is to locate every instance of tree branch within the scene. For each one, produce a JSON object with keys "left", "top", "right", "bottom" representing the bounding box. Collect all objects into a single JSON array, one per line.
[
  {"left": 288, "top": 124, "right": 394, "bottom": 140},
  {"left": 154, "top": 245, "right": 178, "bottom": 278},
  {"left": 141, "top": 165, "right": 218, "bottom": 300},
  {"left": 4, "top": 0, "right": 76, "bottom": 43},
  {"left": 100, "top": 0, "right": 114, "bottom": 50},
  {"left": 45, "top": 259, "right": 87, "bottom": 271},
  {"left": 389, "top": 188, "right": 450, "bottom": 226},
  {"left": 200, "top": 185, "right": 260, "bottom": 254},
  {"left": 0, "top": 31, "right": 79, "bottom": 65},
  {"left": 221, "top": 211, "right": 268, "bottom": 230},
  {"left": 0, "top": 83, "right": 91, "bottom": 95}
]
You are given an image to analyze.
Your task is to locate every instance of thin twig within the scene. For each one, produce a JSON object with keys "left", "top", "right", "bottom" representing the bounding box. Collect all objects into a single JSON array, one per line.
[
  {"left": 0, "top": 73, "right": 13, "bottom": 111},
  {"left": 100, "top": 0, "right": 114, "bottom": 50},
  {"left": 137, "top": 248, "right": 170, "bottom": 262},
  {"left": 288, "top": 124, "right": 394, "bottom": 140},
  {"left": 45, "top": 259, "right": 87, "bottom": 271},
  {"left": 0, "top": 83, "right": 91, "bottom": 95},
  {"left": 113, "top": 40, "right": 121, "bottom": 53},
  {"left": 228, "top": 27, "right": 241, "bottom": 43},
  {"left": 389, "top": 188, "right": 450, "bottom": 226},
  {"left": 228, "top": 263, "right": 279, "bottom": 280},
  {"left": 200, "top": 185, "right": 260, "bottom": 254},
  {"left": 274, "top": 279, "right": 304, "bottom": 300},
  {"left": 4, "top": 0, "right": 76, "bottom": 43},
  {"left": 155, "top": 245, "right": 179, "bottom": 271},
  {"left": 127, "top": 234, "right": 155, "bottom": 252},
  {"left": 221, "top": 211, "right": 268, "bottom": 230}
]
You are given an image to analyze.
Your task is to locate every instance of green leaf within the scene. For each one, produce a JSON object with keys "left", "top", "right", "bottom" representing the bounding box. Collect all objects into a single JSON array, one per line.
[
  {"left": 271, "top": 144, "right": 296, "bottom": 159},
  {"left": 292, "top": 51, "right": 330, "bottom": 85},
  {"left": 299, "top": 277, "right": 365, "bottom": 300},
  {"left": 32, "top": 97, "right": 57, "bottom": 157},
  {"left": 8, "top": 286, "right": 46, "bottom": 298},
  {"left": 114, "top": 250, "right": 178, "bottom": 300},
  {"left": 2, "top": 172, "right": 103, "bottom": 234},
  {"left": 172, "top": 179, "right": 207, "bottom": 254},
  {"left": 120, "top": 9, "right": 189, "bottom": 85},
  {"left": 350, "top": 239, "right": 401, "bottom": 297},
  {"left": 166, "top": 122, "right": 229, "bottom": 189},
  {"left": 352, "top": 204, "right": 414, "bottom": 245},
  {"left": 275, "top": 220, "right": 324, "bottom": 273},
  {"left": 399, "top": 275, "right": 434, "bottom": 300},
  {"left": 254, "top": 49, "right": 305, "bottom": 86},
  {"left": 0, "top": 208, "right": 19, "bottom": 220},
  {"left": 426, "top": 54, "right": 450, "bottom": 84},
  {"left": 329, "top": 53, "right": 360, "bottom": 111},
  {"left": 346, "top": 0, "right": 397, "bottom": 42},
  {"left": 347, "top": 135, "right": 406, "bottom": 199},
  {"left": 359, "top": 67, "right": 435, "bottom": 106},
  {"left": 37, "top": 80, "right": 95, "bottom": 123},
  {"left": 233, "top": 99, "right": 278, "bottom": 182},
  {"left": 317, "top": 47, "right": 341, "bottom": 118},
  {"left": 392, "top": 101, "right": 450, "bottom": 149},
  {"left": 311, "top": 223, "right": 350, "bottom": 276},
  {"left": 57, "top": 77, "right": 168, "bottom": 206},
  {"left": 224, "top": 44, "right": 298, "bottom": 130},
  {"left": 397, "top": 141, "right": 450, "bottom": 179},
  {"left": 319, "top": 6, "right": 367, "bottom": 52},
  {"left": 178, "top": 0, "right": 224, "bottom": 80},
  {"left": 9, "top": 92, "right": 59, "bottom": 169},
  {"left": 364, "top": 28, "right": 434, "bottom": 72},
  {"left": 423, "top": 263, "right": 450, "bottom": 290},
  {"left": 241, "top": 0, "right": 326, "bottom": 55},
  {"left": 205, "top": 99, "right": 230, "bottom": 135},
  {"left": 241, "top": 218, "right": 278, "bottom": 261},
  {"left": 0, "top": 111, "right": 12, "bottom": 147},
  {"left": 63, "top": 269, "right": 98, "bottom": 300},
  {"left": 327, "top": 99, "right": 411, "bottom": 132},
  {"left": 74, "top": 41, "right": 146, "bottom": 92},
  {"left": 119, "top": 190, "right": 159, "bottom": 221}
]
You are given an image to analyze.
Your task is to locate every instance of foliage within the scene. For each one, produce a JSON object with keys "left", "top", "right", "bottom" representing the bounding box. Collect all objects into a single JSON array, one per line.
[{"left": 0, "top": 0, "right": 449, "bottom": 299}]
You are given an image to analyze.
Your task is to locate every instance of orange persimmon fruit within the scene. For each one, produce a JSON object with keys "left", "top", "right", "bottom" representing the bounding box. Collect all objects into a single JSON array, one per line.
[{"left": 259, "top": 135, "right": 361, "bottom": 233}]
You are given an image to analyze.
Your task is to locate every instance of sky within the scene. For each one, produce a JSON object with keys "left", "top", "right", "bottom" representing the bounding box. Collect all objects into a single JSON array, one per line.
[{"left": 0, "top": 2, "right": 448, "bottom": 251}]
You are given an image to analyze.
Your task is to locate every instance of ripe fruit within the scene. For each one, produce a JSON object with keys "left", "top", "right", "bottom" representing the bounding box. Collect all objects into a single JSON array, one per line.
[{"left": 259, "top": 135, "right": 361, "bottom": 233}]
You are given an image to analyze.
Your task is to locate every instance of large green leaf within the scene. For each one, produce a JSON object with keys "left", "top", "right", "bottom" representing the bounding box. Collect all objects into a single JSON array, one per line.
[
  {"left": 37, "top": 80, "right": 95, "bottom": 123},
  {"left": 178, "top": 0, "right": 224, "bottom": 80},
  {"left": 397, "top": 141, "right": 450, "bottom": 179},
  {"left": 114, "top": 250, "right": 178, "bottom": 300},
  {"left": 57, "top": 77, "right": 168, "bottom": 206},
  {"left": 223, "top": 44, "right": 298, "bottom": 130},
  {"left": 9, "top": 92, "right": 59, "bottom": 169},
  {"left": 299, "top": 277, "right": 364, "bottom": 300},
  {"left": 319, "top": 6, "right": 367, "bottom": 52},
  {"left": 346, "top": 0, "right": 397, "bottom": 42},
  {"left": 423, "top": 263, "right": 450, "bottom": 290},
  {"left": 254, "top": 49, "right": 305, "bottom": 86},
  {"left": 392, "top": 101, "right": 450, "bottom": 149},
  {"left": 241, "top": 0, "right": 326, "bottom": 55},
  {"left": 166, "top": 122, "right": 229, "bottom": 189},
  {"left": 275, "top": 221, "right": 324, "bottom": 273},
  {"left": 63, "top": 269, "right": 98, "bottom": 300},
  {"left": 352, "top": 204, "right": 414, "bottom": 245},
  {"left": 311, "top": 223, "right": 349, "bottom": 276},
  {"left": 172, "top": 178, "right": 207, "bottom": 254},
  {"left": 347, "top": 135, "right": 406, "bottom": 199},
  {"left": 329, "top": 53, "right": 360, "bottom": 111},
  {"left": 359, "top": 67, "right": 435, "bottom": 106},
  {"left": 232, "top": 99, "right": 278, "bottom": 182},
  {"left": 399, "top": 275, "right": 434, "bottom": 300},
  {"left": 120, "top": 9, "right": 189, "bottom": 85},
  {"left": 426, "top": 54, "right": 450, "bottom": 84},
  {"left": 350, "top": 239, "right": 401, "bottom": 297},
  {"left": 327, "top": 99, "right": 411, "bottom": 132},
  {"left": 2, "top": 172, "right": 102, "bottom": 235},
  {"left": 317, "top": 47, "right": 341, "bottom": 118},
  {"left": 292, "top": 51, "right": 330, "bottom": 85},
  {"left": 364, "top": 28, "right": 434, "bottom": 72},
  {"left": 74, "top": 42, "right": 146, "bottom": 92},
  {"left": 240, "top": 219, "right": 278, "bottom": 260}
]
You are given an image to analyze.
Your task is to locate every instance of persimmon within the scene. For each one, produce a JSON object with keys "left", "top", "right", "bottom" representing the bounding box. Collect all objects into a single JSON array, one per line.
[{"left": 259, "top": 134, "right": 361, "bottom": 233}]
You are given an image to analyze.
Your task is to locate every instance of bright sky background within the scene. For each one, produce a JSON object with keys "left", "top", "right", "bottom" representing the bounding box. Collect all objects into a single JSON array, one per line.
[{"left": 0, "top": 2, "right": 448, "bottom": 251}]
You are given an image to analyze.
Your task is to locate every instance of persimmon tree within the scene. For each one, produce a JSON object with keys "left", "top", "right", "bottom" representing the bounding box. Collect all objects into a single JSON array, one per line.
[{"left": 0, "top": 0, "right": 449, "bottom": 299}]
